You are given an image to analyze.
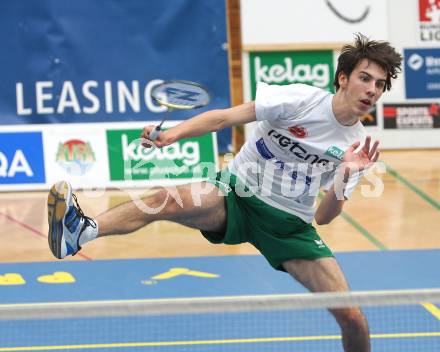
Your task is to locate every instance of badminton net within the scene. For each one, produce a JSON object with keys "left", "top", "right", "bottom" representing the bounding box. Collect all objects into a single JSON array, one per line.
[{"left": 1, "top": 288, "right": 440, "bottom": 352}]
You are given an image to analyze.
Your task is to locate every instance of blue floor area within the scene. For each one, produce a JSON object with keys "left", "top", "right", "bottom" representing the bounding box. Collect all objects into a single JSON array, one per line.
[
  {"left": 1, "top": 249, "right": 440, "bottom": 304},
  {"left": 1, "top": 249, "right": 440, "bottom": 351}
]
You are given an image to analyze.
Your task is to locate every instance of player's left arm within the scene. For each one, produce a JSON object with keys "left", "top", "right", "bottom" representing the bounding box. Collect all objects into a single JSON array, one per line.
[{"left": 314, "top": 136, "right": 379, "bottom": 225}]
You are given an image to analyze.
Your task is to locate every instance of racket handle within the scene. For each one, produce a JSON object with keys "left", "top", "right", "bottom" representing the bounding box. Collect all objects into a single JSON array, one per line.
[{"left": 149, "top": 126, "right": 161, "bottom": 141}]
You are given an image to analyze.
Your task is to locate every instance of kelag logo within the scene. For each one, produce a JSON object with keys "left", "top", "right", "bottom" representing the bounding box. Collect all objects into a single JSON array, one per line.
[
  {"left": 404, "top": 48, "right": 440, "bottom": 98},
  {"left": 325, "top": 146, "right": 345, "bottom": 161},
  {"left": 0, "top": 132, "right": 45, "bottom": 184},
  {"left": 249, "top": 50, "right": 335, "bottom": 99},
  {"left": 106, "top": 129, "right": 216, "bottom": 181}
]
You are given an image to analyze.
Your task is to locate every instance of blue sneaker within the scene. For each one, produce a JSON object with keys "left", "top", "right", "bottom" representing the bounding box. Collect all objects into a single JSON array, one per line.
[{"left": 47, "top": 181, "right": 96, "bottom": 259}]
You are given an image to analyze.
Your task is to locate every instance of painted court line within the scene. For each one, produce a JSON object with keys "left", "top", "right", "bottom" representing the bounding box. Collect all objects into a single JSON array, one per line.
[
  {"left": 340, "top": 209, "right": 440, "bottom": 320},
  {"left": 1, "top": 332, "right": 440, "bottom": 351},
  {"left": 0, "top": 211, "right": 46, "bottom": 239},
  {"left": 384, "top": 165, "right": 440, "bottom": 319},
  {"left": 421, "top": 303, "right": 440, "bottom": 320},
  {"left": 0, "top": 211, "right": 92, "bottom": 261},
  {"left": 339, "top": 212, "right": 388, "bottom": 250},
  {"left": 317, "top": 192, "right": 387, "bottom": 250},
  {"left": 386, "top": 164, "right": 440, "bottom": 211},
  {"left": 329, "top": 163, "right": 440, "bottom": 320}
]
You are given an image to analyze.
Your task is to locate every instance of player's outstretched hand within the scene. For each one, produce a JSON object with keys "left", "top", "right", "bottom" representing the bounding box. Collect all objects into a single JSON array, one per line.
[{"left": 342, "top": 135, "right": 380, "bottom": 172}]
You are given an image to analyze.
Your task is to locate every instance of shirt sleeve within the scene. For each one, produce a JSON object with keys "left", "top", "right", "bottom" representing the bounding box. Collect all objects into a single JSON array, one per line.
[{"left": 255, "top": 82, "right": 324, "bottom": 123}]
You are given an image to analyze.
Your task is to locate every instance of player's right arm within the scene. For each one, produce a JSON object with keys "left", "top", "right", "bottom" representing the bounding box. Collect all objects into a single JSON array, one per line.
[
  {"left": 141, "top": 102, "right": 256, "bottom": 148},
  {"left": 315, "top": 137, "right": 379, "bottom": 225}
]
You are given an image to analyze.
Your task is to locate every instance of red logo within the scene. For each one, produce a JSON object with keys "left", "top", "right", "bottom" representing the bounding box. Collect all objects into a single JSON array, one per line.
[
  {"left": 288, "top": 125, "right": 308, "bottom": 138},
  {"left": 419, "top": 0, "right": 440, "bottom": 23},
  {"left": 429, "top": 103, "right": 440, "bottom": 116}
]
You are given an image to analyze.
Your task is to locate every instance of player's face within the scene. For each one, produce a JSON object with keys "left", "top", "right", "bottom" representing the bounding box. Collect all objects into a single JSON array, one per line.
[{"left": 338, "top": 59, "right": 387, "bottom": 117}]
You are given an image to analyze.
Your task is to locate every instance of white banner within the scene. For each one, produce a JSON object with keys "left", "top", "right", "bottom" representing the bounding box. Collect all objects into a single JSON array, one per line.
[
  {"left": 43, "top": 126, "right": 110, "bottom": 190},
  {"left": 241, "top": 0, "right": 388, "bottom": 46},
  {"left": 0, "top": 122, "right": 219, "bottom": 192}
]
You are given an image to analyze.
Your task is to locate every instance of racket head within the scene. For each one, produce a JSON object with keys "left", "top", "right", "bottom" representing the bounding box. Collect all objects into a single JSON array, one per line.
[{"left": 150, "top": 80, "right": 211, "bottom": 110}]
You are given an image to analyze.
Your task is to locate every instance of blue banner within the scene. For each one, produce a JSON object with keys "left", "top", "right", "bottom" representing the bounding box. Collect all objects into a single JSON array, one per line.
[
  {"left": 0, "top": 0, "right": 231, "bottom": 150},
  {"left": 405, "top": 48, "right": 440, "bottom": 99},
  {"left": 0, "top": 132, "right": 46, "bottom": 184}
]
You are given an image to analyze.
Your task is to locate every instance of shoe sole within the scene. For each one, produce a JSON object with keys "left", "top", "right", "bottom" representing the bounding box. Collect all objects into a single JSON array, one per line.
[{"left": 47, "top": 181, "right": 71, "bottom": 259}]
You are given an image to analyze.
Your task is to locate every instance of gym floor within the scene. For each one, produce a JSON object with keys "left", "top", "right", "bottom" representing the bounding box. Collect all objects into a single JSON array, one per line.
[{"left": 0, "top": 149, "right": 439, "bottom": 351}]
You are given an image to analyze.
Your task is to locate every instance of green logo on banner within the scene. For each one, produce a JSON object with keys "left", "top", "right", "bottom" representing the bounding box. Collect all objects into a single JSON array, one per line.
[
  {"left": 325, "top": 145, "right": 345, "bottom": 161},
  {"left": 106, "top": 129, "right": 217, "bottom": 181},
  {"left": 249, "top": 50, "right": 335, "bottom": 99}
]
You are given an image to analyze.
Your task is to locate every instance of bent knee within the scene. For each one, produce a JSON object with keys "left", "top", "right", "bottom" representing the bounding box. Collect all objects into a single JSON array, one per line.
[{"left": 145, "top": 187, "right": 185, "bottom": 215}]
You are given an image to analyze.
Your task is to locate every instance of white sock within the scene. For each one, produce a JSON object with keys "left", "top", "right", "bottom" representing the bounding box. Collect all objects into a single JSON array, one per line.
[{"left": 78, "top": 220, "right": 99, "bottom": 246}]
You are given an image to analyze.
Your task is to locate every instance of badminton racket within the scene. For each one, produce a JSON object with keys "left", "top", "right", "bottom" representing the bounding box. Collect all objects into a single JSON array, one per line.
[{"left": 149, "top": 80, "right": 211, "bottom": 140}]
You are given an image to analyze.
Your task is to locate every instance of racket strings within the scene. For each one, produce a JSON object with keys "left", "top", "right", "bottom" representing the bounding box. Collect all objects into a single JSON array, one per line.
[{"left": 151, "top": 80, "right": 210, "bottom": 109}]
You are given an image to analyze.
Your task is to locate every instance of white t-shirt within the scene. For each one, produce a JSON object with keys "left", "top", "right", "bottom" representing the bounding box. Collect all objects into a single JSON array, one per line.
[{"left": 228, "top": 82, "right": 366, "bottom": 223}]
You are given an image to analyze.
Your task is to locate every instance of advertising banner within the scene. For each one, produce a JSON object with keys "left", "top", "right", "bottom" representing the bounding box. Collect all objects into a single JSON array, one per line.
[
  {"left": 360, "top": 107, "right": 378, "bottom": 127},
  {"left": 383, "top": 103, "right": 440, "bottom": 129},
  {"left": 0, "top": 132, "right": 46, "bottom": 186},
  {"left": 249, "top": 51, "right": 335, "bottom": 99},
  {"left": 404, "top": 48, "right": 440, "bottom": 98},
  {"left": 106, "top": 127, "right": 218, "bottom": 183},
  {"left": 0, "top": 0, "right": 230, "bottom": 151},
  {"left": 418, "top": 0, "right": 440, "bottom": 45},
  {"left": 43, "top": 126, "right": 109, "bottom": 189},
  {"left": 0, "top": 122, "right": 218, "bottom": 191}
]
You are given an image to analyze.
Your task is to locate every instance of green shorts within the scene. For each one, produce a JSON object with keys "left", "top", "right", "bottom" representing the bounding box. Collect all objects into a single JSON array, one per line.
[{"left": 201, "top": 170, "right": 334, "bottom": 272}]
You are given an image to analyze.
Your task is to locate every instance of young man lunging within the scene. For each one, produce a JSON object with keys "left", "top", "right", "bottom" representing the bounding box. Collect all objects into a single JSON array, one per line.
[{"left": 47, "top": 34, "right": 402, "bottom": 352}]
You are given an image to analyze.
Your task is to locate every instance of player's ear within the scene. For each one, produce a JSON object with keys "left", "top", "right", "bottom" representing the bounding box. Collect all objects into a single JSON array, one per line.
[{"left": 338, "top": 71, "right": 348, "bottom": 89}]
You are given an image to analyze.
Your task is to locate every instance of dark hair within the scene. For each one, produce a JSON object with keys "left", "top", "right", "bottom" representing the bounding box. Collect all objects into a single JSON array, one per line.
[{"left": 333, "top": 33, "right": 402, "bottom": 92}]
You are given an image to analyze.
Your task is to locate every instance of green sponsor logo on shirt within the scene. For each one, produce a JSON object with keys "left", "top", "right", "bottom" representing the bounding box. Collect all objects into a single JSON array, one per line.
[{"left": 325, "top": 146, "right": 345, "bottom": 161}]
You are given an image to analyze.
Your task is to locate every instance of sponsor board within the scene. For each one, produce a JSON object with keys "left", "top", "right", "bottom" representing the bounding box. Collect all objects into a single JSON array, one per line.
[
  {"left": 360, "top": 106, "right": 377, "bottom": 127},
  {"left": 0, "top": 132, "right": 45, "bottom": 184},
  {"left": 418, "top": 0, "right": 440, "bottom": 45},
  {"left": 0, "top": 1, "right": 231, "bottom": 152},
  {"left": 383, "top": 103, "right": 440, "bottom": 129},
  {"left": 249, "top": 51, "right": 335, "bottom": 99},
  {"left": 106, "top": 129, "right": 217, "bottom": 182},
  {"left": 405, "top": 48, "right": 440, "bottom": 98},
  {"left": 43, "top": 127, "right": 109, "bottom": 188}
]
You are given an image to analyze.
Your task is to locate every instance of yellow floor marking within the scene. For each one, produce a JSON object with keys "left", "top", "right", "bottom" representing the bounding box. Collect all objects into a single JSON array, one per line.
[
  {"left": 151, "top": 267, "right": 219, "bottom": 280},
  {"left": 422, "top": 302, "right": 440, "bottom": 320},
  {"left": 1, "top": 332, "right": 440, "bottom": 351}
]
